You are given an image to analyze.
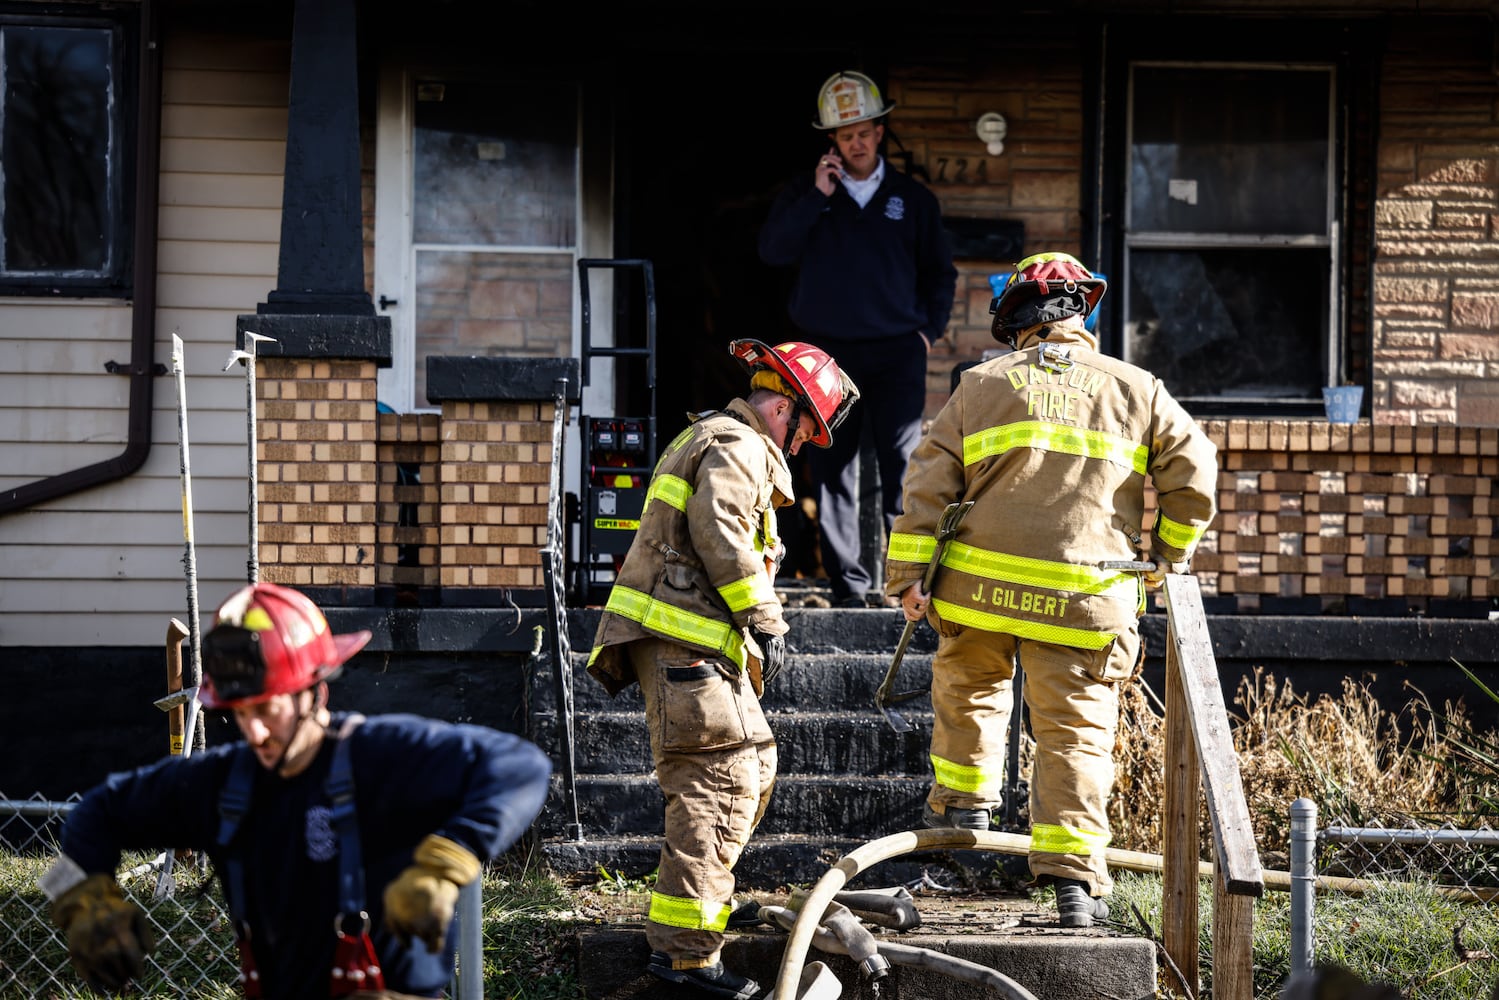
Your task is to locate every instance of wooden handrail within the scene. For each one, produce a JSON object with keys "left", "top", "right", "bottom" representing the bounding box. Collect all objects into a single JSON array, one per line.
[{"left": 1160, "top": 573, "right": 1265, "bottom": 1000}]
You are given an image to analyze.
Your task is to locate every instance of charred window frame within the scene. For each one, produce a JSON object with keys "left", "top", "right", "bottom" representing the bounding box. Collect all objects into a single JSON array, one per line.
[
  {"left": 0, "top": 7, "right": 136, "bottom": 297},
  {"left": 1091, "top": 19, "right": 1377, "bottom": 418}
]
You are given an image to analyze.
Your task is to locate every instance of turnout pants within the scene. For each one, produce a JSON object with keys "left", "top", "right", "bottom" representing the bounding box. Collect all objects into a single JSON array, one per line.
[
  {"left": 629, "top": 637, "right": 777, "bottom": 968},
  {"left": 926, "top": 625, "right": 1140, "bottom": 895}
]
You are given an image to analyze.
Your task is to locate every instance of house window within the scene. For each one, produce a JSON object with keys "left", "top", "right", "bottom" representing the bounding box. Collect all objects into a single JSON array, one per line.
[
  {"left": 1122, "top": 63, "right": 1336, "bottom": 408},
  {"left": 0, "top": 13, "right": 132, "bottom": 295}
]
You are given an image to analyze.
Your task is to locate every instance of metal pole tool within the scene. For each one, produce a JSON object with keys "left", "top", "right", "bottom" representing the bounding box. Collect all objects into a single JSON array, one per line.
[{"left": 873, "top": 500, "right": 974, "bottom": 732}]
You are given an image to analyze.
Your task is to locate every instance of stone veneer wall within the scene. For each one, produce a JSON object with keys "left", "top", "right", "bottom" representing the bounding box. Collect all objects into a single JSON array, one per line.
[{"left": 1373, "top": 16, "right": 1499, "bottom": 428}]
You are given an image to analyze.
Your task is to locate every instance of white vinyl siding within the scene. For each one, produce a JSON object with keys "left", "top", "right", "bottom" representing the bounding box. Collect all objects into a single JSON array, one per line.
[{"left": 0, "top": 30, "right": 288, "bottom": 647}]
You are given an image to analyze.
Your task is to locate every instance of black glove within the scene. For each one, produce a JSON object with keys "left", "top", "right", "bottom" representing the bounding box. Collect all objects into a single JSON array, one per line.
[
  {"left": 52, "top": 873, "right": 154, "bottom": 992},
  {"left": 753, "top": 628, "right": 787, "bottom": 688}
]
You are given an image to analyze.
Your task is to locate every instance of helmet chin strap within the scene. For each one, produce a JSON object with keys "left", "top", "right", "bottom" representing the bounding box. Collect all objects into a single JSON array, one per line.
[
  {"left": 272, "top": 683, "right": 329, "bottom": 777},
  {"left": 783, "top": 397, "right": 807, "bottom": 461}
]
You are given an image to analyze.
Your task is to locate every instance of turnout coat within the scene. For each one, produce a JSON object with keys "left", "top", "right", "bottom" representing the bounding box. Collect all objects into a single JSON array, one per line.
[
  {"left": 588, "top": 397, "right": 793, "bottom": 697},
  {"left": 885, "top": 324, "right": 1218, "bottom": 650}
]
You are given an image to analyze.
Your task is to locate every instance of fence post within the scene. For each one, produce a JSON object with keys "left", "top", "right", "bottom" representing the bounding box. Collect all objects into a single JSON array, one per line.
[
  {"left": 1290, "top": 797, "right": 1318, "bottom": 975},
  {"left": 453, "top": 879, "right": 483, "bottom": 1000}
]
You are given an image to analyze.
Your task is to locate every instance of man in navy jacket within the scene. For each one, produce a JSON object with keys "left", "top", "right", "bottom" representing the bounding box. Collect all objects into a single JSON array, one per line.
[{"left": 759, "top": 69, "right": 957, "bottom": 609}]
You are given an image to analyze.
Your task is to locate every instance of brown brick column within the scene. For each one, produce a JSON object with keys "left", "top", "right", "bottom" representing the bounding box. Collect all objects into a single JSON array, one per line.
[
  {"left": 426, "top": 356, "right": 581, "bottom": 604},
  {"left": 236, "top": 314, "right": 390, "bottom": 606}
]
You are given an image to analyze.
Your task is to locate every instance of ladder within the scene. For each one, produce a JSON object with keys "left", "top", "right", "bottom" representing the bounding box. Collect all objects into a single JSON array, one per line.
[{"left": 574, "top": 258, "right": 657, "bottom": 605}]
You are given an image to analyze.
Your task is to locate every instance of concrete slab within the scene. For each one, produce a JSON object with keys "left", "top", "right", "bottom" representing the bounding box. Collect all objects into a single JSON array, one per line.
[
  {"left": 575, "top": 892, "right": 1158, "bottom": 1000},
  {"left": 577, "top": 926, "right": 1157, "bottom": 1000}
]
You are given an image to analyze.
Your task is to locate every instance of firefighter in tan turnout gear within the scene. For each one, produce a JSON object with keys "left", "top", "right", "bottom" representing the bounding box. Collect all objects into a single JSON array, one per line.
[
  {"left": 885, "top": 251, "right": 1218, "bottom": 928},
  {"left": 587, "top": 338, "right": 858, "bottom": 1000}
]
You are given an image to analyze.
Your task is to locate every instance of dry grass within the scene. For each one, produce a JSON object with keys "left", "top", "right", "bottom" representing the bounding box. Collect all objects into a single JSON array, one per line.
[{"left": 1109, "top": 667, "right": 1479, "bottom": 863}]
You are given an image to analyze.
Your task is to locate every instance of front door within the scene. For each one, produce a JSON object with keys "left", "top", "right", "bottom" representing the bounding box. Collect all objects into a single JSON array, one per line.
[{"left": 373, "top": 66, "right": 606, "bottom": 412}]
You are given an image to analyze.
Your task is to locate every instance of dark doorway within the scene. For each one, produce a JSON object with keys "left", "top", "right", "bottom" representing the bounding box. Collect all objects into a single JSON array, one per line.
[{"left": 611, "top": 54, "right": 862, "bottom": 450}]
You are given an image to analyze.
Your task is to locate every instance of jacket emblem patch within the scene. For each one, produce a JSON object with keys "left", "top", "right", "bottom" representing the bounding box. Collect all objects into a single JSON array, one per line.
[{"left": 884, "top": 196, "right": 906, "bottom": 221}]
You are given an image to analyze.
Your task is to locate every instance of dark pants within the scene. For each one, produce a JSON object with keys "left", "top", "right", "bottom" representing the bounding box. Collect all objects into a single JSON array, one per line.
[{"left": 804, "top": 332, "right": 928, "bottom": 602}]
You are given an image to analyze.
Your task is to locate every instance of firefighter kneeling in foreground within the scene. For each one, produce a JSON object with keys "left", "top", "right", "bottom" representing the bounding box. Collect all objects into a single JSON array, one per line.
[
  {"left": 887, "top": 251, "right": 1219, "bottom": 928},
  {"left": 586, "top": 338, "right": 858, "bottom": 1000},
  {"left": 41, "top": 581, "right": 552, "bottom": 998}
]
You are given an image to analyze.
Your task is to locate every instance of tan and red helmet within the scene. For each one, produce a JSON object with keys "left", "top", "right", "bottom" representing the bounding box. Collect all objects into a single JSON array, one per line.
[
  {"left": 989, "top": 251, "right": 1107, "bottom": 346},
  {"left": 730, "top": 339, "right": 859, "bottom": 448},
  {"left": 200, "top": 582, "right": 371, "bottom": 709}
]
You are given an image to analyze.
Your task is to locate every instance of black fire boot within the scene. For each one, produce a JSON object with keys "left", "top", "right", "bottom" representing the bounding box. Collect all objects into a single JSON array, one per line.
[
  {"left": 921, "top": 801, "right": 992, "bottom": 831},
  {"left": 1054, "top": 878, "right": 1109, "bottom": 928},
  {"left": 647, "top": 952, "right": 763, "bottom": 1000}
]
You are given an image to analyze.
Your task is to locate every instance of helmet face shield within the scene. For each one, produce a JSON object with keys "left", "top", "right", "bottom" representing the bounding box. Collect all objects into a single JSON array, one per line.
[{"left": 989, "top": 251, "right": 1106, "bottom": 345}]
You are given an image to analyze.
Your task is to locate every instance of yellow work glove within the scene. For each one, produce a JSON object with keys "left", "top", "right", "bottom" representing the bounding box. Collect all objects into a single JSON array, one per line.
[
  {"left": 1144, "top": 559, "right": 1189, "bottom": 591},
  {"left": 51, "top": 873, "right": 155, "bottom": 992},
  {"left": 383, "top": 834, "right": 482, "bottom": 953}
]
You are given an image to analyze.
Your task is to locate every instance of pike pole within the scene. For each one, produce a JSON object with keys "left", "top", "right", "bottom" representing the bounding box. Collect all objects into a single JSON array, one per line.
[
  {"left": 224, "top": 332, "right": 275, "bottom": 583},
  {"left": 171, "top": 333, "right": 205, "bottom": 753}
]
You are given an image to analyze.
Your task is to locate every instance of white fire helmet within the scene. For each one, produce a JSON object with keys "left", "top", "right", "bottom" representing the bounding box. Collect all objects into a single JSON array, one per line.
[{"left": 813, "top": 71, "right": 895, "bottom": 131}]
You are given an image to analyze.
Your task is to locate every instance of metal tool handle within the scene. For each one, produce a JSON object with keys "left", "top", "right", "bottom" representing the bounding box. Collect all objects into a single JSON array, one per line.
[
  {"left": 1100, "top": 559, "right": 1158, "bottom": 572},
  {"left": 875, "top": 500, "right": 975, "bottom": 720}
]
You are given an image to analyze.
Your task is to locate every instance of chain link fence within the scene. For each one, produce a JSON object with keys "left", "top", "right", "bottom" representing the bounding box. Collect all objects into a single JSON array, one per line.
[
  {"left": 2, "top": 794, "right": 486, "bottom": 999},
  {"left": 1, "top": 793, "right": 240, "bottom": 998},
  {"left": 1289, "top": 808, "right": 1499, "bottom": 999}
]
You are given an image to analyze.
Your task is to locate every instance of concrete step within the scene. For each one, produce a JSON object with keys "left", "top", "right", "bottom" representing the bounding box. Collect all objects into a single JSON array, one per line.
[
  {"left": 534, "top": 709, "right": 935, "bottom": 776},
  {"left": 537, "top": 774, "right": 933, "bottom": 840},
  {"left": 536, "top": 649, "right": 936, "bottom": 716}
]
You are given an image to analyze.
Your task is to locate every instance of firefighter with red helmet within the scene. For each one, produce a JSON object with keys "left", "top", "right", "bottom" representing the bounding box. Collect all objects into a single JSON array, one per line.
[
  {"left": 587, "top": 339, "right": 857, "bottom": 1000},
  {"left": 42, "top": 581, "right": 551, "bottom": 998},
  {"left": 885, "top": 252, "right": 1218, "bottom": 928}
]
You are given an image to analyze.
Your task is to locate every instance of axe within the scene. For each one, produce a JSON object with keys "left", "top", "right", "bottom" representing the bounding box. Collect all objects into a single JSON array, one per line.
[{"left": 874, "top": 500, "right": 974, "bottom": 732}]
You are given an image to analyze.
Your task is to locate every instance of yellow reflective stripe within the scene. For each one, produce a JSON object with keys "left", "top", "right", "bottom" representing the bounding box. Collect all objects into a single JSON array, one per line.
[
  {"left": 933, "top": 598, "right": 1114, "bottom": 650},
  {"left": 602, "top": 586, "right": 747, "bottom": 669},
  {"left": 1155, "top": 513, "right": 1203, "bottom": 552},
  {"left": 963, "top": 420, "right": 1147, "bottom": 476},
  {"left": 762, "top": 507, "right": 780, "bottom": 552},
  {"left": 887, "top": 531, "right": 936, "bottom": 564},
  {"left": 945, "top": 542, "right": 1138, "bottom": 601},
  {"left": 1031, "top": 822, "right": 1111, "bottom": 857},
  {"left": 718, "top": 572, "right": 776, "bottom": 613},
  {"left": 648, "top": 891, "right": 732, "bottom": 932},
  {"left": 930, "top": 754, "right": 1000, "bottom": 795},
  {"left": 645, "top": 474, "right": 692, "bottom": 514}
]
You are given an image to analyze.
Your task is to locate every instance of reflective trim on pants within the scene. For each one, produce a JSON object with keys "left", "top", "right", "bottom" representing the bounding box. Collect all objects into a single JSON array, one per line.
[
  {"left": 926, "top": 624, "right": 1137, "bottom": 894},
  {"left": 631, "top": 638, "right": 777, "bottom": 965}
]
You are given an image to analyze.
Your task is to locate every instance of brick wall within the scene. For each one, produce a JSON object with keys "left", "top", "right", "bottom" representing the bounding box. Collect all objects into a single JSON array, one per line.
[
  {"left": 377, "top": 411, "right": 441, "bottom": 596},
  {"left": 257, "top": 359, "right": 380, "bottom": 589},
  {"left": 1186, "top": 421, "right": 1497, "bottom": 614},
  {"left": 258, "top": 365, "right": 557, "bottom": 600},
  {"left": 437, "top": 400, "right": 554, "bottom": 590}
]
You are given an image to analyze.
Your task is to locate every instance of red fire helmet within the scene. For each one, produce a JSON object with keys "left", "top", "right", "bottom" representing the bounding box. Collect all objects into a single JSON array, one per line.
[
  {"left": 199, "top": 582, "right": 371, "bottom": 709},
  {"left": 730, "top": 338, "right": 859, "bottom": 448}
]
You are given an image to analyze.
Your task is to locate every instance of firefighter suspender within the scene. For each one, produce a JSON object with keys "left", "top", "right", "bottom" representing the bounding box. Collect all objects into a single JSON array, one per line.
[{"left": 216, "top": 714, "right": 383, "bottom": 997}]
